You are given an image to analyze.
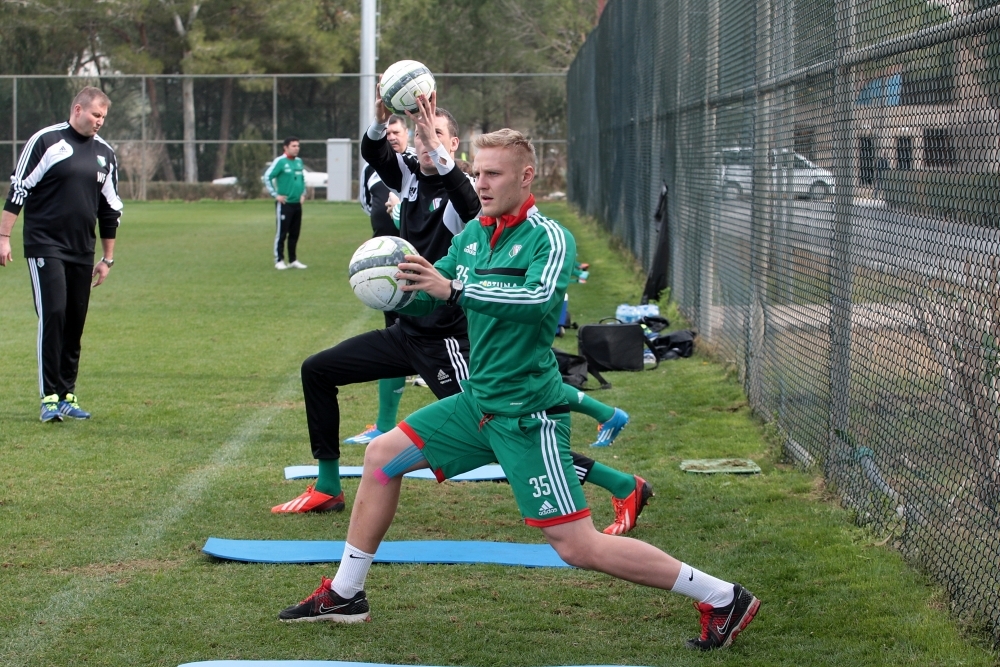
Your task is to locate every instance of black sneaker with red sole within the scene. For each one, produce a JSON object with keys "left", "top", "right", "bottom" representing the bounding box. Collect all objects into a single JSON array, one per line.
[
  {"left": 278, "top": 576, "right": 371, "bottom": 623},
  {"left": 686, "top": 583, "right": 760, "bottom": 650}
]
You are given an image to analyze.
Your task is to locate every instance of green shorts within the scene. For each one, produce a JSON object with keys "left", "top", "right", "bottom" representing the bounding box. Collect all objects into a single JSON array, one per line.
[{"left": 399, "top": 387, "right": 591, "bottom": 527}]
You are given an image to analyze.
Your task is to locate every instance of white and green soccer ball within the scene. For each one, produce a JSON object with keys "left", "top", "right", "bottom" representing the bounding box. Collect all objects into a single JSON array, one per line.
[
  {"left": 379, "top": 60, "right": 436, "bottom": 115},
  {"left": 349, "top": 236, "right": 419, "bottom": 311}
]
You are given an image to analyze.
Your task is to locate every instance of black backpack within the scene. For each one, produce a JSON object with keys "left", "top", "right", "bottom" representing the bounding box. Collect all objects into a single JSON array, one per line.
[
  {"left": 649, "top": 330, "right": 696, "bottom": 360},
  {"left": 553, "top": 348, "right": 589, "bottom": 390}
]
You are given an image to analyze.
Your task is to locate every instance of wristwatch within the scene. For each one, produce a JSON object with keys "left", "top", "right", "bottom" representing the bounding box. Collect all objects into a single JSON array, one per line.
[
  {"left": 100, "top": 257, "right": 114, "bottom": 267},
  {"left": 446, "top": 279, "right": 464, "bottom": 306}
]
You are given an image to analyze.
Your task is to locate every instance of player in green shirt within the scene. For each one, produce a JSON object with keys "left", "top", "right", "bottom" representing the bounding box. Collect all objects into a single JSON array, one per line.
[
  {"left": 278, "top": 127, "right": 760, "bottom": 651},
  {"left": 263, "top": 136, "right": 307, "bottom": 270}
]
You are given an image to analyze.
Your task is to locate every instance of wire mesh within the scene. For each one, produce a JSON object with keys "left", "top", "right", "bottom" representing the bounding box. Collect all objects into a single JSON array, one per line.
[
  {"left": 0, "top": 73, "right": 567, "bottom": 200},
  {"left": 569, "top": 0, "right": 1000, "bottom": 641}
]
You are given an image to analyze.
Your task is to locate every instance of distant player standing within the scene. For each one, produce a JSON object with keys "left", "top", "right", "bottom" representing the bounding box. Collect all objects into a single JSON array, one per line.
[
  {"left": 278, "top": 128, "right": 760, "bottom": 651},
  {"left": 263, "top": 136, "right": 307, "bottom": 270},
  {"left": 0, "top": 86, "right": 123, "bottom": 422}
]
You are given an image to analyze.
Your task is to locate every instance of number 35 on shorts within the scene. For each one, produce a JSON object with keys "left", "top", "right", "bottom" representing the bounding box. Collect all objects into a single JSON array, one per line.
[{"left": 529, "top": 475, "right": 552, "bottom": 497}]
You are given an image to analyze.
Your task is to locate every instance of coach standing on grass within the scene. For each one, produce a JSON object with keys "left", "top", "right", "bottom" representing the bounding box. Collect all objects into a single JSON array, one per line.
[
  {"left": 0, "top": 86, "right": 122, "bottom": 423},
  {"left": 263, "top": 136, "right": 307, "bottom": 270}
]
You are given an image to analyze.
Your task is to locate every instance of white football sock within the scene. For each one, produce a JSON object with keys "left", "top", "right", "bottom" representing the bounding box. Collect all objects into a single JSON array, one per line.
[
  {"left": 670, "top": 563, "right": 735, "bottom": 608},
  {"left": 331, "top": 542, "right": 375, "bottom": 598}
]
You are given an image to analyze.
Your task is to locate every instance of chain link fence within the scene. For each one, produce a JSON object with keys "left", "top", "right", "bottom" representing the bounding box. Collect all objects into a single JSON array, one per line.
[
  {"left": 0, "top": 73, "right": 567, "bottom": 200},
  {"left": 569, "top": 0, "right": 1000, "bottom": 641}
]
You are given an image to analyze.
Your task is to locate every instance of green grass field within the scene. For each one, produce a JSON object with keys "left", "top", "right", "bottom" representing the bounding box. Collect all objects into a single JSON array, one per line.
[{"left": 0, "top": 200, "right": 994, "bottom": 667}]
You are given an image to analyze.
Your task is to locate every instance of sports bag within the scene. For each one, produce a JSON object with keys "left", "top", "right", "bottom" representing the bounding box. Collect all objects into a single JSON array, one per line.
[
  {"left": 649, "top": 330, "right": 696, "bottom": 360},
  {"left": 577, "top": 319, "right": 657, "bottom": 389},
  {"left": 553, "top": 348, "right": 589, "bottom": 390}
]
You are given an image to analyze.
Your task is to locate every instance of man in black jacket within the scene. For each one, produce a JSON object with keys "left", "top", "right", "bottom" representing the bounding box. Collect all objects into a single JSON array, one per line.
[
  {"left": 273, "top": 92, "right": 481, "bottom": 515},
  {"left": 347, "top": 114, "right": 416, "bottom": 446},
  {"left": 0, "top": 86, "right": 122, "bottom": 422}
]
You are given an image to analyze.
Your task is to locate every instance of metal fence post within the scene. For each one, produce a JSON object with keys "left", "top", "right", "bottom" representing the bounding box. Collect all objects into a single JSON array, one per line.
[
  {"left": 272, "top": 76, "right": 278, "bottom": 158},
  {"left": 141, "top": 77, "right": 147, "bottom": 201},
  {"left": 746, "top": 0, "right": 773, "bottom": 409},
  {"left": 702, "top": 0, "right": 721, "bottom": 338},
  {"left": 11, "top": 76, "right": 16, "bottom": 166},
  {"left": 828, "top": 0, "right": 857, "bottom": 481}
]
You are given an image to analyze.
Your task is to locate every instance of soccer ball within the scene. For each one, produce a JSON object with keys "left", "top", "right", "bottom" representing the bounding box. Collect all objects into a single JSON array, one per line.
[
  {"left": 349, "top": 236, "right": 420, "bottom": 311},
  {"left": 380, "top": 60, "right": 436, "bottom": 115}
]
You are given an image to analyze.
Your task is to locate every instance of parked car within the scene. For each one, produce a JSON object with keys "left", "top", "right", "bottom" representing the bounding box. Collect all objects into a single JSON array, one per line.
[
  {"left": 212, "top": 166, "right": 327, "bottom": 189},
  {"left": 718, "top": 147, "right": 835, "bottom": 200}
]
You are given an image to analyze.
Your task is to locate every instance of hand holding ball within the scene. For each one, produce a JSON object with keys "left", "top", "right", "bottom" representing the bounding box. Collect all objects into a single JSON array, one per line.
[
  {"left": 379, "top": 60, "right": 436, "bottom": 115},
  {"left": 349, "top": 236, "right": 420, "bottom": 311}
]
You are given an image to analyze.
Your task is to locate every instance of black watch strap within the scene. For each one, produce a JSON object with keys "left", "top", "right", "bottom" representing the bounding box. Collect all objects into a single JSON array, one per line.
[{"left": 447, "top": 280, "right": 464, "bottom": 306}]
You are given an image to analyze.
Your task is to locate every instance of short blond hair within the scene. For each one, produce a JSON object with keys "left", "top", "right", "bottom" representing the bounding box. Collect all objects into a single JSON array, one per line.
[
  {"left": 473, "top": 129, "right": 536, "bottom": 168},
  {"left": 71, "top": 86, "right": 111, "bottom": 113}
]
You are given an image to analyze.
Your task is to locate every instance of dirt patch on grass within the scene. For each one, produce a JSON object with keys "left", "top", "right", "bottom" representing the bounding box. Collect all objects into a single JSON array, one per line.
[
  {"left": 807, "top": 476, "right": 833, "bottom": 502},
  {"left": 236, "top": 400, "right": 302, "bottom": 409},
  {"left": 48, "top": 558, "right": 184, "bottom": 577}
]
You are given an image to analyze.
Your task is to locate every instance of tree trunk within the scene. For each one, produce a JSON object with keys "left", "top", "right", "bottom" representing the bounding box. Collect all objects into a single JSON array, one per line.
[
  {"left": 139, "top": 21, "right": 176, "bottom": 183},
  {"left": 182, "top": 72, "right": 198, "bottom": 183},
  {"left": 145, "top": 76, "right": 177, "bottom": 182},
  {"left": 212, "top": 77, "right": 234, "bottom": 180}
]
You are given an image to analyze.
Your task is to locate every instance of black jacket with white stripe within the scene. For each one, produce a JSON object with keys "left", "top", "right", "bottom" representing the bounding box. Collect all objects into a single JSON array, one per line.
[
  {"left": 4, "top": 122, "right": 123, "bottom": 264},
  {"left": 361, "top": 126, "right": 481, "bottom": 340},
  {"left": 361, "top": 164, "right": 401, "bottom": 238}
]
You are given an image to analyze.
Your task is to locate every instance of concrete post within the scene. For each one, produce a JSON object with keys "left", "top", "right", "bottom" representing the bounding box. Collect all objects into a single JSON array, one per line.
[{"left": 327, "top": 139, "right": 353, "bottom": 201}]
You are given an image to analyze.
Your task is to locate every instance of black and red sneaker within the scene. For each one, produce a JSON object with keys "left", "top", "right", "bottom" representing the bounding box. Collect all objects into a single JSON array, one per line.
[
  {"left": 278, "top": 576, "right": 371, "bottom": 623},
  {"left": 686, "top": 583, "right": 760, "bottom": 650}
]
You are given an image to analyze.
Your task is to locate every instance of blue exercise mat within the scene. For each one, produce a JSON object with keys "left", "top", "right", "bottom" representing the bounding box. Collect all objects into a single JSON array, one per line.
[
  {"left": 180, "top": 663, "right": 647, "bottom": 667},
  {"left": 284, "top": 464, "right": 507, "bottom": 481},
  {"left": 202, "top": 538, "right": 569, "bottom": 568}
]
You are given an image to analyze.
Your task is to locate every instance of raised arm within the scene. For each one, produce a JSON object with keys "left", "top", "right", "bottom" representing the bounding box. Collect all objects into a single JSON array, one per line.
[{"left": 360, "top": 125, "right": 407, "bottom": 194}]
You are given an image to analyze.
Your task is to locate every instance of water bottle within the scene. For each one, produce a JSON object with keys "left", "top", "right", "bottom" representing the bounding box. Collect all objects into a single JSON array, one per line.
[{"left": 615, "top": 304, "right": 638, "bottom": 322}]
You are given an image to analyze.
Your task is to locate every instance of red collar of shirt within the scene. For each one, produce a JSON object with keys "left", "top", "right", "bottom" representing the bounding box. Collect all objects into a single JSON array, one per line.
[{"left": 480, "top": 195, "right": 536, "bottom": 249}]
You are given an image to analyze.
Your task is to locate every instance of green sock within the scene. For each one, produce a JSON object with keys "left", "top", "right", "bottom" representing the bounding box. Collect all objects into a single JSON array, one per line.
[
  {"left": 563, "top": 383, "right": 615, "bottom": 423},
  {"left": 376, "top": 377, "right": 406, "bottom": 433},
  {"left": 586, "top": 461, "right": 637, "bottom": 498},
  {"left": 315, "top": 458, "right": 342, "bottom": 496}
]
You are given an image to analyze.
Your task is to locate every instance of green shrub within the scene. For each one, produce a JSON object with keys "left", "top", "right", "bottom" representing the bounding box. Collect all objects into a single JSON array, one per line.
[
  {"left": 226, "top": 126, "right": 272, "bottom": 199},
  {"left": 142, "top": 182, "right": 241, "bottom": 201}
]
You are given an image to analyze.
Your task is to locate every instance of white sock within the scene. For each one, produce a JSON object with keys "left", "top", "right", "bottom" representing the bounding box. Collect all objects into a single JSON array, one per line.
[
  {"left": 331, "top": 542, "right": 375, "bottom": 599},
  {"left": 670, "top": 563, "right": 735, "bottom": 608}
]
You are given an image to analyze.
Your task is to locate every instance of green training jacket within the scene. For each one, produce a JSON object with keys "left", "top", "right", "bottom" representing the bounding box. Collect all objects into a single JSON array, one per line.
[
  {"left": 400, "top": 196, "right": 576, "bottom": 416},
  {"left": 262, "top": 155, "right": 305, "bottom": 203}
]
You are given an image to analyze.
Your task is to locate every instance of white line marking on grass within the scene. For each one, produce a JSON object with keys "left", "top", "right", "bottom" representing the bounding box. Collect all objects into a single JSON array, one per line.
[
  {"left": 1, "top": 312, "right": 376, "bottom": 666},
  {"left": 0, "top": 381, "right": 296, "bottom": 666}
]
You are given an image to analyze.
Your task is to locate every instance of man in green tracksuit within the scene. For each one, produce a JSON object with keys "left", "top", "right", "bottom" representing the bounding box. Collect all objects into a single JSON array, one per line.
[
  {"left": 262, "top": 136, "right": 307, "bottom": 270},
  {"left": 278, "top": 128, "right": 760, "bottom": 651}
]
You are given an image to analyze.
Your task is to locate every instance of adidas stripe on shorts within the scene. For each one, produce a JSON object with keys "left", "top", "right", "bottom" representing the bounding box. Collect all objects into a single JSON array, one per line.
[{"left": 399, "top": 390, "right": 591, "bottom": 527}]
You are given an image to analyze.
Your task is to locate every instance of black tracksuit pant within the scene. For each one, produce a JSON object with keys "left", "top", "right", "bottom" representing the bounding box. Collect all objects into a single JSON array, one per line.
[
  {"left": 300, "top": 322, "right": 597, "bottom": 482},
  {"left": 274, "top": 202, "right": 302, "bottom": 263},
  {"left": 301, "top": 323, "right": 470, "bottom": 461},
  {"left": 27, "top": 256, "right": 92, "bottom": 398}
]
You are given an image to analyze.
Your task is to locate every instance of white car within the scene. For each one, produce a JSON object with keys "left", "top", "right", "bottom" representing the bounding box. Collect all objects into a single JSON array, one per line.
[
  {"left": 718, "top": 147, "right": 834, "bottom": 200},
  {"left": 211, "top": 167, "right": 327, "bottom": 188}
]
